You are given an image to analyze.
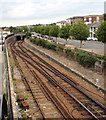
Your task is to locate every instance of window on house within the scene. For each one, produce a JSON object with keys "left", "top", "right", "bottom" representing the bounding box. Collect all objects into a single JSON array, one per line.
[
  {"left": 94, "top": 27, "right": 96, "bottom": 31},
  {"left": 91, "top": 27, "right": 92, "bottom": 31}
]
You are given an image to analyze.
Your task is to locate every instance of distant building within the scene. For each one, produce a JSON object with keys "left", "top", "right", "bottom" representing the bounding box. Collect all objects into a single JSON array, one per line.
[
  {"left": 66, "top": 16, "right": 84, "bottom": 25},
  {"left": 56, "top": 21, "right": 67, "bottom": 27},
  {"left": 84, "top": 15, "right": 104, "bottom": 25},
  {"left": 2, "top": 28, "right": 11, "bottom": 39},
  {"left": 87, "top": 21, "right": 100, "bottom": 40}
]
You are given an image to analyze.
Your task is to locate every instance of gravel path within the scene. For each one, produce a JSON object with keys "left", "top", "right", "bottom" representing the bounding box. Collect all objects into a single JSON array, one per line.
[{"left": 25, "top": 40, "right": 104, "bottom": 90}]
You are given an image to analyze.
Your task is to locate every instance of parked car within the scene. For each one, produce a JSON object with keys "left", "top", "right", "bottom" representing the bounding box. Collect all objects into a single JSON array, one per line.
[{"left": 48, "top": 37, "right": 53, "bottom": 40}]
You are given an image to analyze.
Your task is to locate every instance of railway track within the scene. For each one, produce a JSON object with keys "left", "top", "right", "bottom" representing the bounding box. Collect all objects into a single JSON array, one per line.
[
  {"left": 9, "top": 41, "right": 106, "bottom": 119},
  {"left": 10, "top": 42, "right": 72, "bottom": 119}
]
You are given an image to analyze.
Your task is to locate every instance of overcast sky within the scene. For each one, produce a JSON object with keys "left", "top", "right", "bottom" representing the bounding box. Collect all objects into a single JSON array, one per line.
[{"left": 0, "top": 0, "right": 105, "bottom": 27}]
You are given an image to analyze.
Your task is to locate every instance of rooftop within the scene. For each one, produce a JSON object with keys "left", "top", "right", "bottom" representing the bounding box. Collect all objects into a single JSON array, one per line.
[
  {"left": 90, "top": 21, "right": 101, "bottom": 27},
  {"left": 56, "top": 20, "right": 67, "bottom": 24}
]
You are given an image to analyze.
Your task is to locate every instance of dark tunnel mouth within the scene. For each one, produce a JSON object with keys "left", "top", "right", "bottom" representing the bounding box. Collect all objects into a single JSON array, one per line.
[{"left": 16, "top": 35, "right": 25, "bottom": 41}]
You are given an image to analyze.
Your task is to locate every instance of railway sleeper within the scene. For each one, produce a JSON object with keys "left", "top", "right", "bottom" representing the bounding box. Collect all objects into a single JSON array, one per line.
[
  {"left": 81, "top": 112, "right": 91, "bottom": 116},
  {"left": 33, "top": 91, "right": 42, "bottom": 93},
  {"left": 95, "top": 110, "right": 104, "bottom": 115},
  {"left": 35, "top": 96, "right": 45, "bottom": 99},
  {"left": 75, "top": 107, "right": 85, "bottom": 111},
  {"left": 44, "top": 111, "right": 60, "bottom": 116},
  {"left": 32, "top": 88, "right": 41, "bottom": 91},
  {"left": 69, "top": 101, "right": 77, "bottom": 104},
  {"left": 39, "top": 103, "right": 53, "bottom": 106},
  {"left": 42, "top": 107, "right": 55, "bottom": 110},
  {"left": 38, "top": 100, "right": 49, "bottom": 103},
  {"left": 73, "top": 104, "right": 82, "bottom": 108},
  {"left": 34, "top": 93, "right": 45, "bottom": 96},
  {"left": 29, "top": 85, "right": 38, "bottom": 88}
]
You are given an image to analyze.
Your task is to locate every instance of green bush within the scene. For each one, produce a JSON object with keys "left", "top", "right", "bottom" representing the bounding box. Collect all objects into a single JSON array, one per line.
[
  {"left": 30, "top": 38, "right": 57, "bottom": 51},
  {"left": 76, "top": 53, "right": 96, "bottom": 67},
  {"left": 33, "top": 38, "right": 40, "bottom": 45},
  {"left": 65, "top": 48, "right": 75, "bottom": 58},
  {"left": 64, "top": 48, "right": 96, "bottom": 67},
  {"left": 49, "top": 43, "right": 57, "bottom": 51},
  {"left": 57, "top": 45, "right": 64, "bottom": 52},
  {"left": 18, "top": 102, "right": 22, "bottom": 108},
  {"left": 45, "top": 42, "right": 57, "bottom": 51},
  {"left": 29, "top": 37, "right": 34, "bottom": 42}
]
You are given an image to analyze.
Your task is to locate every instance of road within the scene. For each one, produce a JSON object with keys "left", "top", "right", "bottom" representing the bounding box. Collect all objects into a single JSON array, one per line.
[{"left": 53, "top": 37, "right": 104, "bottom": 55}]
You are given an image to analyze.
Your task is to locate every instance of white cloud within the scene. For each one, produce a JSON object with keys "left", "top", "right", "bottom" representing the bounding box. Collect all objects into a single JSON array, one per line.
[{"left": 0, "top": 0, "right": 105, "bottom": 26}]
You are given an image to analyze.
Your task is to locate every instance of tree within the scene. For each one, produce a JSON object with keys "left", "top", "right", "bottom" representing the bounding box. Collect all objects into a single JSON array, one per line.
[
  {"left": 9, "top": 26, "right": 15, "bottom": 33},
  {"left": 70, "top": 21, "right": 89, "bottom": 48},
  {"left": 59, "top": 24, "right": 71, "bottom": 44},
  {"left": 39, "top": 26, "right": 45, "bottom": 35},
  {"left": 49, "top": 25, "right": 60, "bottom": 42},
  {"left": 43, "top": 25, "right": 51, "bottom": 36},
  {"left": 21, "top": 26, "right": 29, "bottom": 33},
  {"left": 95, "top": 21, "right": 106, "bottom": 55}
]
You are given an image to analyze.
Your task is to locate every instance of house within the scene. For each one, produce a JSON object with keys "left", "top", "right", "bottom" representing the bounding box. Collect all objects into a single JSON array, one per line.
[
  {"left": 84, "top": 15, "right": 104, "bottom": 25},
  {"left": 87, "top": 22, "right": 100, "bottom": 40},
  {"left": 66, "top": 16, "right": 84, "bottom": 25},
  {"left": 2, "top": 28, "right": 11, "bottom": 38}
]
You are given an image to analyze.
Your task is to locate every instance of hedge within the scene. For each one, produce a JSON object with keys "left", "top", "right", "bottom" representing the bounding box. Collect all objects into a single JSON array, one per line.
[
  {"left": 76, "top": 53, "right": 96, "bottom": 67},
  {"left": 30, "top": 37, "right": 58, "bottom": 51}
]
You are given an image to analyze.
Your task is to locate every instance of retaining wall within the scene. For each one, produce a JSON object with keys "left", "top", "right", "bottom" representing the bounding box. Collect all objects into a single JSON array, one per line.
[{"left": 5, "top": 36, "right": 20, "bottom": 119}]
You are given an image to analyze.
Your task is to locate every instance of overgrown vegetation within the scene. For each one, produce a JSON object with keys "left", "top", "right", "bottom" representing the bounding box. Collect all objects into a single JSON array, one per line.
[
  {"left": 16, "top": 95, "right": 22, "bottom": 108},
  {"left": 30, "top": 37, "right": 63, "bottom": 52},
  {"left": 29, "top": 37, "right": 106, "bottom": 68}
]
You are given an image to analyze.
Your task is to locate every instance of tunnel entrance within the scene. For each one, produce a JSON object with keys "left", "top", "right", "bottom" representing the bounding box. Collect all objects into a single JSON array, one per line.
[
  {"left": 16, "top": 36, "right": 21, "bottom": 41},
  {"left": 16, "top": 35, "right": 26, "bottom": 41}
]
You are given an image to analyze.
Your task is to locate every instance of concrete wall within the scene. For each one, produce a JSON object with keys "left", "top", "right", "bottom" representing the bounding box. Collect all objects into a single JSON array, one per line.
[{"left": 5, "top": 35, "right": 19, "bottom": 119}]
